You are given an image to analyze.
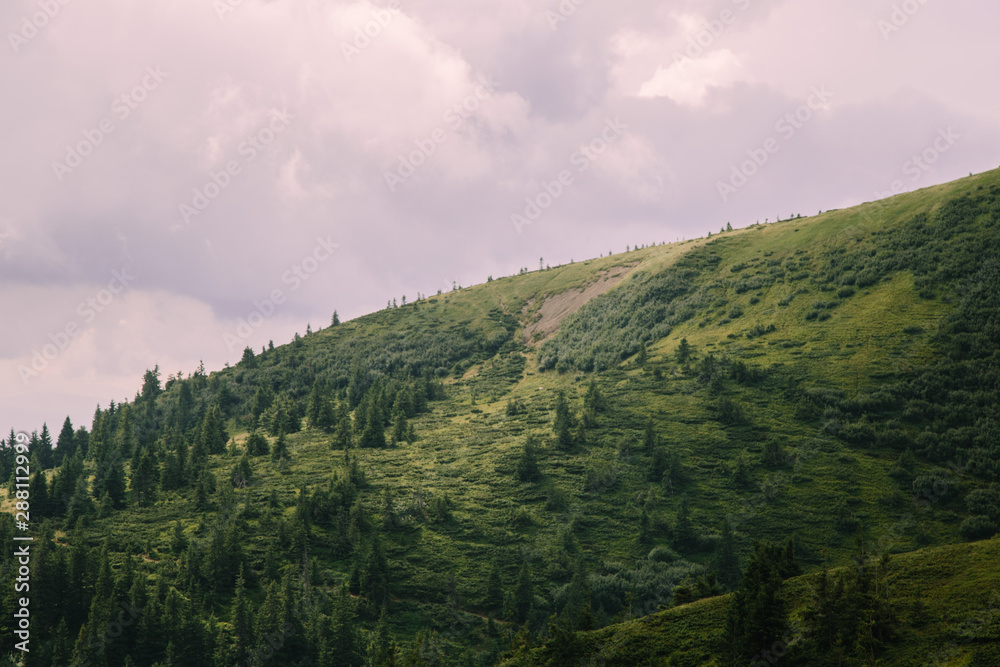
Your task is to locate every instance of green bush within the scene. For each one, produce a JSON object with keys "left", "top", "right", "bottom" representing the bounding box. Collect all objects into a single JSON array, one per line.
[{"left": 959, "top": 515, "right": 998, "bottom": 540}]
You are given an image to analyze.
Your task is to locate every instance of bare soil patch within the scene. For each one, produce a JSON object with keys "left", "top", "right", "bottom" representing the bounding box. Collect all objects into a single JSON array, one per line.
[{"left": 522, "top": 267, "right": 632, "bottom": 345}]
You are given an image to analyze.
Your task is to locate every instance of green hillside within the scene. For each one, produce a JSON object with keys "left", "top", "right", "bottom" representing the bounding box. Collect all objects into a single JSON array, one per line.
[
  {"left": 502, "top": 538, "right": 1000, "bottom": 666},
  {"left": 3, "top": 169, "right": 1000, "bottom": 666}
]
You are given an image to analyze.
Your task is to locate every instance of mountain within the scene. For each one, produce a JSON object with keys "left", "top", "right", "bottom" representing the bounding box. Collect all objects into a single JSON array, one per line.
[{"left": 2, "top": 168, "right": 999, "bottom": 666}]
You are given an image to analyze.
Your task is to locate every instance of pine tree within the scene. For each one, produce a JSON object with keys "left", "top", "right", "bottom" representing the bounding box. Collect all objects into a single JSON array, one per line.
[
  {"left": 715, "top": 517, "right": 741, "bottom": 589},
  {"left": 512, "top": 562, "right": 534, "bottom": 624},
  {"left": 317, "top": 394, "right": 336, "bottom": 433},
  {"left": 553, "top": 391, "right": 574, "bottom": 450},
  {"left": 160, "top": 449, "right": 184, "bottom": 491},
  {"left": 67, "top": 476, "right": 94, "bottom": 522},
  {"left": 200, "top": 405, "right": 229, "bottom": 455},
  {"left": 93, "top": 456, "right": 127, "bottom": 508},
  {"left": 360, "top": 399, "right": 386, "bottom": 449},
  {"left": 515, "top": 436, "right": 542, "bottom": 482},
  {"left": 194, "top": 470, "right": 212, "bottom": 511},
  {"left": 675, "top": 338, "right": 693, "bottom": 367},
  {"left": 250, "top": 384, "right": 275, "bottom": 429},
  {"left": 333, "top": 401, "right": 353, "bottom": 449},
  {"left": 672, "top": 497, "right": 698, "bottom": 552},
  {"left": 28, "top": 471, "right": 51, "bottom": 519},
  {"left": 363, "top": 535, "right": 391, "bottom": 608},
  {"left": 232, "top": 453, "right": 253, "bottom": 488},
  {"left": 245, "top": 430, "right": 269, "bottom": 457},
  {"left": 130, "top": 449, "right": 158, "bottom": 507},
  {"left": 171, "top": 521, "right": 187, "bottom": 555},
  {"left": 643, "top": 418, "right": 657, "bottom": 454},
  {"left": 638, "top": 506, "right": 651, "bottom": 543},
  {"left": 306, "top": 380, "right": 322, "bottom": 429},
  {"left": 240, "top": 346, "right": 257, "bottom": 368},
  {"left": 382, "top": 488, "right": 399, "bottom": 531},
  {"left": 271, "top": 428, "right": 290, "bottom": 463},
  {"left": 232, "top": 571, "right": 254, "bottom": 665},
  {"left": 484, "top": 559, "right": 504, "bottom": 612},
  {"left": 724, "top": 543, "right": 793, "bottom": 664},
  {"left": 391, "top": 411, "right": 407, "bottom": 446},
  {"left": 56, "top": 416, "right": 76, "bottom": 464},
  {"left": 36, "top": 423, "right": 54, "bottom": 470}
]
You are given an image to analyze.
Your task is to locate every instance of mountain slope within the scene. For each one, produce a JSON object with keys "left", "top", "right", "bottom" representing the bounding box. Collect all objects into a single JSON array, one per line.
[{"left": 3, "top": 169, "right": 1000, "bottom": 666}]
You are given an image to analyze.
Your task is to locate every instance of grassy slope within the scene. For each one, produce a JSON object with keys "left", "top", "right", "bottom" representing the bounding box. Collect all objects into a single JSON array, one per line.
[
  {"left": 502, "top": 537, "right": 1000, "bottom": 666},
  {"left": 75, "top": 169, "right": 999, "bottom": 654}
]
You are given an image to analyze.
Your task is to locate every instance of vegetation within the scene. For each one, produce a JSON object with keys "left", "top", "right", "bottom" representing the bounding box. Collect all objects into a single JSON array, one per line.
[{"left": 3, "top": 169, "right": 1000, "bottom": 665}]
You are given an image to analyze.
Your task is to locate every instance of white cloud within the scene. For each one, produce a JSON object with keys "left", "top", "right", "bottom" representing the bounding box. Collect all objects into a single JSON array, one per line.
[{"left": 637, "top": 49, "right": 745, "bottom": 106}]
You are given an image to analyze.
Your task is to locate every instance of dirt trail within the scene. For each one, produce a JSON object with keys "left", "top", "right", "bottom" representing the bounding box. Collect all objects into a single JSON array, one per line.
[{"left": 522, "top": 267, "right": 632, "bottom": 345}]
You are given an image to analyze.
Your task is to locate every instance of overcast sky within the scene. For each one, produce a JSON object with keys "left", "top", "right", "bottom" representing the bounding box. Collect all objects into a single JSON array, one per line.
[{"left": 2, "top": 0, "right": 998, "bottom": 439}]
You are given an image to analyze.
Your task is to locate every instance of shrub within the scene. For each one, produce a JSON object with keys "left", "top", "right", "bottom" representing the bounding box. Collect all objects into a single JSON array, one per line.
[
  {"left": 648, "top": 546, "right": 680, "bottom": 563},
  {"left": 746, "top": 323, "right": 776, "bottom": 339},
  {"left": 837, "top": 286, "right": 856, "bottom": 299},
  {"left": 965, "top": 487, "right": 1000, "bottom": 521},
  {"left": 912, "top": 470, "right": 958, "bottom": 504},
  {"left": 545, "top": 487, "right": 569, "bottom": 512},
  {"left": 584, "top": 464, "right": 619, "bottom": 494},
  {"left": 959, "top": 515, "right": 998, "bottom": 540},
  {"left": 505, "top": 397, "right": 526, "bottom": 416},
  {"left": 716, "top": 397, "right": 746, "bottom": 425}
]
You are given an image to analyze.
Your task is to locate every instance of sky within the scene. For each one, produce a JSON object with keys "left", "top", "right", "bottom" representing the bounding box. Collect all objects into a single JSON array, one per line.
[{"left": 2, "top": 0, "right": 999, "bottom": 439}]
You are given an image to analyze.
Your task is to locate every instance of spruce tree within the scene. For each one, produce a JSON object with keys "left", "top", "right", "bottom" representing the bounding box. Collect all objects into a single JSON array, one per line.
[
  {"left": 232, "top": 571, "right": 254, "bottom": 666},
  {"left": 93, "top": 456, "right": 127, "bottom": 508},
  {"left": 130, "top": 449, "right": 158, "bottom": 507},
  {"left": 715, "top": 517, "right": 741, "bottom": 589},
  {"left": 516, "top": 436, "right": 542, "bottom": 483},
  {"left": 484, "top": 559, "right": 504, "bottom": 612},
  {"left": 36, "top": 423, "right": 55, "bottom": 470},
  {"left": 553, "top": 391, "right": 574, "bottom": 450},
  {"left": 675, "top": 338, "right": 693, "bottom": 367},
  {"left": 724, "top": 543, "right": 793, "bottom": 664},
  {"left": 271, "top": 428, "right": 290, "bottom": 463},
  {"left": 56, "top": 416, "right": 76, "bottom": 464},
  {"left": 245, "top": 430, "right": 269, "bottom": 457},
  {"left": 512, "top": 562, "right": 534, "bottom": 624},
  {"left": 363, "top": 535, "right": 390, "bottom": 608},
  {"left": 643, "top": 418, "right": 657, "bottom": 454}
]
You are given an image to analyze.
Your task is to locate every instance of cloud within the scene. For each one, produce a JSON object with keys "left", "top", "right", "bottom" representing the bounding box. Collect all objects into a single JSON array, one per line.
[
  {"left": 637, "top": 49, "right": 745, "bottom": 106},
  {"left": 2, "top": 0, "right": 1000, "bottom": 436}
]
